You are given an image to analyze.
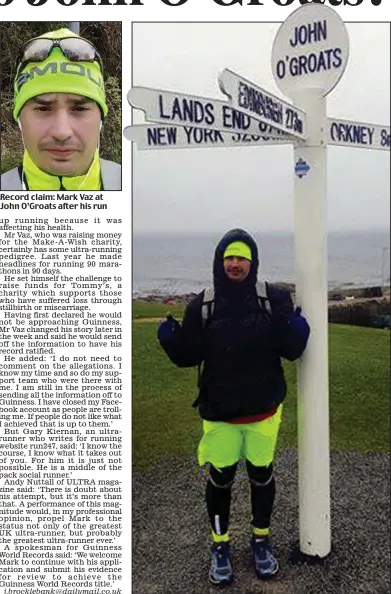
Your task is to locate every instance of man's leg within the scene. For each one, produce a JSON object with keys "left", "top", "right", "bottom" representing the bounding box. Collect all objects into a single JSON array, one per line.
[
  {"left": 244, "top": 407, "right": 283, "bottom": 578},
  {"left": 246, "top": 460, "right": 275, "bottom": 537},
  {"left": 206, "top": 463, "right": 238, "bottom": 542},
  {"left": 205, "top": 463, "right": 237, "bottom": 585},
  {"left": 198, "top": 421, "right": 242, "bottom": 585}
]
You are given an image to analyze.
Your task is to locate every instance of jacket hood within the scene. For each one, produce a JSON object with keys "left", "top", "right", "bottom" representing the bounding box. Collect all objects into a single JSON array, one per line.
[{"left": 213, "top": 228, "right": 259, "bottom": 289}]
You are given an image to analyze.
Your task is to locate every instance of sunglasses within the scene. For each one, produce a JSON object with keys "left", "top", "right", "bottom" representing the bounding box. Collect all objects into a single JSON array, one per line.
[{"left": 15, "top": 36, "right": 104, "bottom": 79}]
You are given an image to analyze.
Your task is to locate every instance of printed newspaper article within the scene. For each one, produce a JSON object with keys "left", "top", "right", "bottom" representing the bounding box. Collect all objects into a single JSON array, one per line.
[
  {"left": 0, "top": 211, "right": 123, "bottom": 594},
  {"left": 0, "top": 2, "right": 389, "bottom": 594},
  {"left": 0, "top": 19, "right": 125, "bottom": 594}
]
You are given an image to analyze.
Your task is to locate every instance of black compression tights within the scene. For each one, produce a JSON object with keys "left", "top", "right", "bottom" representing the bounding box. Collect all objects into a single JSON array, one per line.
[{"left": 205, "top": 461, "right": 276, "bottom": 535}]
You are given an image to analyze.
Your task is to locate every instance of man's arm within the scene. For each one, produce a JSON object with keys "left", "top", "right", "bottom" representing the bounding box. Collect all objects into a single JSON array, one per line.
[{"left": 157, "top": 294, "right": 205, "bottom": 367}]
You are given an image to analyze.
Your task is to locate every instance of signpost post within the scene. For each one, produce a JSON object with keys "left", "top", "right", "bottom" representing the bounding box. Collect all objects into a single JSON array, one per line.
[
  {"left": 126, "top": 5, "right": 389, "bottom": 560},
  {"left": 271, "top": 4, "right": 350, "bottom": 557}
]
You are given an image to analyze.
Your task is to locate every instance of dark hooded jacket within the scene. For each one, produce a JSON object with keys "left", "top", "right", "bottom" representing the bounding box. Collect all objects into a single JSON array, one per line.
[{"left": 159, "top": 229, "right": 309, "bottom": 422}]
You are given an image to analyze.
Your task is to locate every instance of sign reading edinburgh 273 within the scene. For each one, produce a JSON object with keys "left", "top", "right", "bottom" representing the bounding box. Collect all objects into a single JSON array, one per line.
[
  {"left": 219, "top": 68, "right": 306, "bottom": 139},
  {"left": 271, "top": 4, "right": 349, "bottom": 98}
]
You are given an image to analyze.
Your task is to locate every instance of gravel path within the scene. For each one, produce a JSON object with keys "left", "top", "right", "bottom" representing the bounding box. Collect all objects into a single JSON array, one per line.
[{"left": 133, "top": 449, "right": 390, "bottom": 594}]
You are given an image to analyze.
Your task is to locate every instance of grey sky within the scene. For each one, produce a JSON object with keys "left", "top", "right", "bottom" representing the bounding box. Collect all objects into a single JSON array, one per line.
[{"left": 131, "top": 22, "right": 390, "bottom": 234}]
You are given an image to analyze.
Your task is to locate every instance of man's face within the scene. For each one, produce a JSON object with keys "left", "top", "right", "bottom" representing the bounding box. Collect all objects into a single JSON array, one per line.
[
  {"left": 19, "top": 93, "right": 101, "bottom": 176},
  {"left": 223, "top": 256, "right": 251, "bottom": 282}
]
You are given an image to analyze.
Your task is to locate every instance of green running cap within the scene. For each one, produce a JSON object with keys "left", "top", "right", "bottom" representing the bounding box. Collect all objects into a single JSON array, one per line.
[
  {"left": 223, "top": 241, "right": 252, "bottom": 261},
  {"left": 13, "top": 28, "right": 107, "bottom": 121}
]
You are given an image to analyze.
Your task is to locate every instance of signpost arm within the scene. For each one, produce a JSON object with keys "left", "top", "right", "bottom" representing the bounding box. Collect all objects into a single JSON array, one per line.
[{"left": 292, "top": 89, "right": 331, "bottom": 558}]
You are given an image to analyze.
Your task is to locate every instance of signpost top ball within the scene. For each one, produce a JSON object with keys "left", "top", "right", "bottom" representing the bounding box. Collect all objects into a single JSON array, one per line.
[{"left": 271, "top": 4, "right": 350, "bottom": 99}]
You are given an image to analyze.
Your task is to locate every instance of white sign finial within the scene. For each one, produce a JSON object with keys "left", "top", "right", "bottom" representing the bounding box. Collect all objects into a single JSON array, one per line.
[{"left": 271, "top": 4, "right": 349, "bottom": 98}]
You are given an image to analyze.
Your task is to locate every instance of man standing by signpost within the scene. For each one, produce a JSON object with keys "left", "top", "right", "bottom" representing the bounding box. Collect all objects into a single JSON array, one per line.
[{"left": 157, "top": 229, "right": 310, "bottom": 584}]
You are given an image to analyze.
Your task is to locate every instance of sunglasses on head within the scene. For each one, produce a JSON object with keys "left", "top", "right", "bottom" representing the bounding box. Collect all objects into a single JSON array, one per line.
[{"left": 15, "top": 36, "right": 104, "bottom": 79}]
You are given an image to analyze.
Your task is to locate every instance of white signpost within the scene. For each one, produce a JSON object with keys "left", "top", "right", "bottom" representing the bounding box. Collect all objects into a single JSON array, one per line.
[
  {"left": 271, "top": 5, "right": 348, "bottom": 558},
  {"left": 126, "top": 5, "right": 390, "bottom": 559}
]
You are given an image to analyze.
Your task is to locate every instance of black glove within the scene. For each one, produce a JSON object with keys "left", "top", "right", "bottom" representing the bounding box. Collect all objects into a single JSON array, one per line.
[
  {"left": 157, "top": 315, "right": 180, "bottom": 343},
  {"left": 288, "top": 306, "right": 310, "bottom": 340}
]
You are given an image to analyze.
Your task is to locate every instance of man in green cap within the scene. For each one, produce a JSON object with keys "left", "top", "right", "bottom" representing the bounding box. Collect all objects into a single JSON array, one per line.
[
  {"left": 1, "top": 28, "right": 121, "bottom": 191},
  {"left": 157, "top": 228, "right": 310, "bottom": 586}
]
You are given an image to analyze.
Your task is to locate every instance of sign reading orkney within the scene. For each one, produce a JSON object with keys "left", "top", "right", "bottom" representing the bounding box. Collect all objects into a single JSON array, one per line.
[
  {"left": 328, "top": 118, "right": 390, "bottom": 151},
  {"left": 271, "top": 3, "right": 349, "bottom": 98}
]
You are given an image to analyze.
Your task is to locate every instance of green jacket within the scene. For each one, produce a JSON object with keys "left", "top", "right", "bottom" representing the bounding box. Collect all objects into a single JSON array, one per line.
[{"left": 0, "top": 159, "right": 121, "bottom": 191}]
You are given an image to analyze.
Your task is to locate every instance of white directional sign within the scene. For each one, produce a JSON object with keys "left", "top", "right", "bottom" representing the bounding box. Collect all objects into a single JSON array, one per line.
[
  {"left": 271, "top": 4, "right": 349, "bottom": 98},
  {"left": 124, "top": 124, "right": 292, "bottom": 150},
  {"left": 127, "top": 86, "right": 293, "bottom": 141},
  {"left": 125, "top": 119, "right": 390, "bottom": 152},
  {"left": 328, "top": 118, "right": 390, "bottom": 151},
  {"left": 219, "top": 68, "right": 307, "bottom": 139}
]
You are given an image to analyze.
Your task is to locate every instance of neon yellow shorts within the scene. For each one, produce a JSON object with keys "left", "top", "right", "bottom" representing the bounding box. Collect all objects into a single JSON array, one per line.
[{"left": 197, "top": 405, "right": 283, "bottom": 468}]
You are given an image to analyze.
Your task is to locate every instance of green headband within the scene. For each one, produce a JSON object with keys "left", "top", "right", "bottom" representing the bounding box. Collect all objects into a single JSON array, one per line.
[
  {"left": 13, "top": 28, "right": 108, "bottom": 121},
  {"left": 223, "top": 241, "right": 252, "bottom": 261}
]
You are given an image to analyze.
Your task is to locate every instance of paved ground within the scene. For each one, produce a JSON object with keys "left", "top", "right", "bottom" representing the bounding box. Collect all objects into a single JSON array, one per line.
[{"left": 133, "top": 449, "right": 390, "bottom": 594}]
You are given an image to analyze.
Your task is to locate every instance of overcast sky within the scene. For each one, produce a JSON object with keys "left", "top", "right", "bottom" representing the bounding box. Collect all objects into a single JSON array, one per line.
[{"left": 130, "top": 22, "right": 390, "bottom": 234}]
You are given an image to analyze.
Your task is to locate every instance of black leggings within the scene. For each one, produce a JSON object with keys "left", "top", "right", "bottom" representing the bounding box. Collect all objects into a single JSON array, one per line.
[{"left": 205, "top": 460, "right": 276, "bottom": 535}]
